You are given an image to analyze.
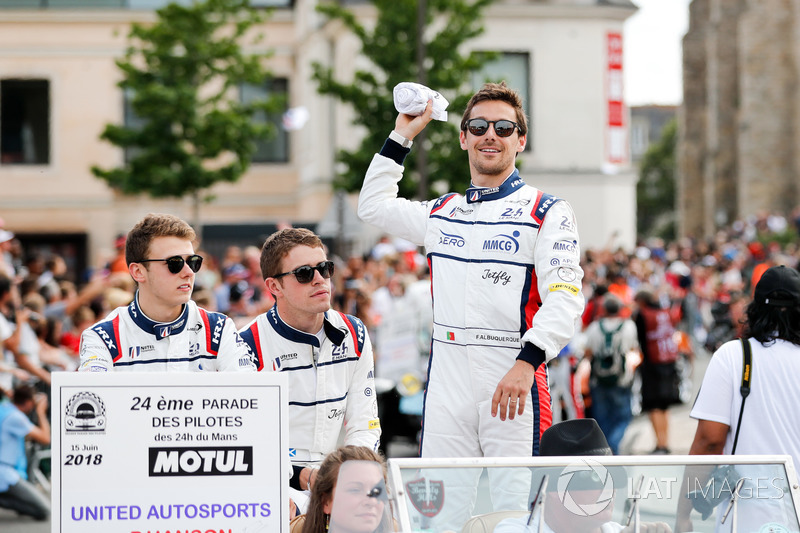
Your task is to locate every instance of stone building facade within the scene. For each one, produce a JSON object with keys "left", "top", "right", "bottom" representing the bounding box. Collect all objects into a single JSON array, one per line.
[{"left": 679, "top": 0, "right": 800, "bottom": 238}]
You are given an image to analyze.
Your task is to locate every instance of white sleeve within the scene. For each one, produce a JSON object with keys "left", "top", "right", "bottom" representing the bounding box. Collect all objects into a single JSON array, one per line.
[
  {"left": 343, "top": 333, "right": 381, "bottom": 451},
  {"left": 524, "top": 200, "right": 585, "bottom": 361},
  {"left": 216, "top": 318, "right": 257, "bottom": 372},
  {"left": 620, "top": 319, "right": 640, "bottom": 353},
  {"left": 0, "top": 315, "right": 11, "bottom": 342},
  {"left": 77, "top": 328, "right": 114, "bottom": 372},
  {"left": 358, "top": 153, "right": 429, "bottom": 246},
  {"left": 691, "top": 341, "right": 738, "bottom": 426}
]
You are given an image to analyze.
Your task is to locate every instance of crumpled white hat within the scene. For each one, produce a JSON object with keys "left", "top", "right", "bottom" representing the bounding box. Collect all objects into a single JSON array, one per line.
[{"left": 393, "top": 82, "right": 449, "bottom": 121}]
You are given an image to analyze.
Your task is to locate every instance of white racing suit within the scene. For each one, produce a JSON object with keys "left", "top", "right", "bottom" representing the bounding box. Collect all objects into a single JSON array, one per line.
[
  {"left": 358, "top": 139, "right": 584, "bottom": 528},
  {"left": 78, "top": 294, "right": 256, "bottom": 372},
  {"left": 238, "top": 306, "right": 381, "bottom": 509}
]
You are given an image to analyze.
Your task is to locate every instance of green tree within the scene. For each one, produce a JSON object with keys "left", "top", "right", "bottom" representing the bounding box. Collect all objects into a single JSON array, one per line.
[
  {"left": 92, "top": 0, "right": 277, "bottom": 225},
  {"left": 313, "top": 0, "right": 494, "bottom": 199},
  {"left": 637, "top": 118, "right": 677, "bottom": 239}
]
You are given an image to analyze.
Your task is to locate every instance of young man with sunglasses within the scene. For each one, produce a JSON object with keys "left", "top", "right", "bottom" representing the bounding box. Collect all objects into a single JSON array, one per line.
[
  {"left": 78, "top": 213, "right": 255, "bottom": 373},
  {"left": 238, "top": 228, "right": 380, "bottom": 513},
  {"left": 358, "top": 82, "right": 584, "bottom": 526}
]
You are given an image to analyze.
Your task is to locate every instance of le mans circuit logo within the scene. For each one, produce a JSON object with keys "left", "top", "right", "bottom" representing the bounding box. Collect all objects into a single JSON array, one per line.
[
  {"left": 557, "top": 459, "right": 615, "bottom": 516},
  {"left": 64, "top": 391, "right": 107, "bottom": 433}
]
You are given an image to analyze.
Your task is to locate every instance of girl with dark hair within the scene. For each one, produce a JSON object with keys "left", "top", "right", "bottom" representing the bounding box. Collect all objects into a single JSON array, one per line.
[{"left": 295, "top": 446, "right": 393, "bottom": 533}]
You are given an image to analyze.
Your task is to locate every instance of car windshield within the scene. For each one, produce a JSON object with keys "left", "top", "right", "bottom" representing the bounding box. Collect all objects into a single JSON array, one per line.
[{"left": 386, "top": 455, "right": 800, "bottom": 532}]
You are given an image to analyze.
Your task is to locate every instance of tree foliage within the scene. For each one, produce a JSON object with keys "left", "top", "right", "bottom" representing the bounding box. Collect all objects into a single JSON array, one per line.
[
  {"left": 637, "top": 118, "right": 677, "bottom": 239},
  {"left": 313, "top": 0, "right": 494, "bottom": 199},
  {"left": 92, "top": 0, "right": 277, "bottom": 211}
]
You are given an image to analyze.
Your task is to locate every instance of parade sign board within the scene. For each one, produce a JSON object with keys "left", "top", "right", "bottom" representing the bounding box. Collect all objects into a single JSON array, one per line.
[{"left": 51, "top": 371, "right": 289, "bottom": 533}]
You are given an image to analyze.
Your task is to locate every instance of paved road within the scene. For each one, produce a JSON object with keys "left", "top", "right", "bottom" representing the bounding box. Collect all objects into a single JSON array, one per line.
[{"left": 0, "top": 352, "right": 708, "bottom": 532}]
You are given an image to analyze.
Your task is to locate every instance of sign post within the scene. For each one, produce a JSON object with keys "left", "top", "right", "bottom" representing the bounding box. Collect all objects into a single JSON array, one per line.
[{"left": 51, "top": 371, "right": 289, "bottom": 533}]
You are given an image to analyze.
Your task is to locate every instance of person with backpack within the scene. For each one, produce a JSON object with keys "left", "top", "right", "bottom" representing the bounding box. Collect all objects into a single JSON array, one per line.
[{"left": 583, "top": 294, "right": 639, "bottom": 454}]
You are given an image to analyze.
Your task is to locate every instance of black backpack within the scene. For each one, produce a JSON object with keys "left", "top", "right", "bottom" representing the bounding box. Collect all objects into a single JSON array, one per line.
[{"left": 591, "top": 320, "right": 625, "bottom": 387}]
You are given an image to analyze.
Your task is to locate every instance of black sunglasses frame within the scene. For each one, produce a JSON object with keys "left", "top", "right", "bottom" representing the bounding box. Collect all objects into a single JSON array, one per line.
[
  {"left": 137, "top": 254, "right": 204, "bottom": 274},
  {"left": 464, "top": 118, "right": 519, "bottom": 138},
  {"left": 274, "top": 260, "right": 335, "bottom": 284}
]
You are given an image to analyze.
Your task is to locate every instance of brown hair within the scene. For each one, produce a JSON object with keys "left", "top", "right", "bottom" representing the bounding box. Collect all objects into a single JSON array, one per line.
[
  {"left": 302, "top": 446, "right": 392, "bottom": 533},
  {"left": 125, "top": 213, "right": 196, "bottom": 266},
  {"left": 460, "top": 81, "right": 528, "bottom": 136},
  {"left": 13, "top": 384, "right": 36, "bottom": 406},
  {"left": 259, "top": 228, "right": 323, "bottom": 280}
]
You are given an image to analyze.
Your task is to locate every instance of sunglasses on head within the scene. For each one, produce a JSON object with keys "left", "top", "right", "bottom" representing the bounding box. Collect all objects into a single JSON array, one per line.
[
  {"left": 137, "top": 254, "right": 204, "bottom": 274},
  {"left": 464, "top": 118, "right": 519, "bottom": 138},
  {"left": 274, "top": 260, "right": 335, "bottom": 284}
]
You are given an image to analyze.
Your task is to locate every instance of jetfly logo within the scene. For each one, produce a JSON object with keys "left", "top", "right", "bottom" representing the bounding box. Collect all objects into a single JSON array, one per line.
[
  {"left": 483, "top": 231, "right": 521, "bottom": 254},
  {"left": 149, "top": 446, "right": 253, "bottom": 477}
]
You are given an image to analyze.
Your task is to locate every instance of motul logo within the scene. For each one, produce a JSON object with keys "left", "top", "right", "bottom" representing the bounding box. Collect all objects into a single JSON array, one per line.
[{"left": 148, "top": 446, "right": 253, "bottom": 477}]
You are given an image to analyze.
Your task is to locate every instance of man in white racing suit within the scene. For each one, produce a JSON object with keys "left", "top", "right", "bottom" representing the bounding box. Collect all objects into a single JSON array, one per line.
[
  {"left": 238, "top": 228, "right": 380, "bottom": 513},
  {"left": 358, "top": 82, "right": 584, "bottom": 527},
  {"left": 78, "top": 213, "right": 255, "bottom": 373}
]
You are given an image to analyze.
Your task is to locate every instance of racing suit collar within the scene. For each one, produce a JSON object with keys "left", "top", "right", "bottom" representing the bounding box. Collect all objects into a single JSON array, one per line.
[
  {"left": 465, "top": 169, "right": 523, "bottom": 204},
  {"left": 265, "top": 305, "right": 346, "bottom": 347},
  {"left": 127, "top": 292, "right": 189, "bottom": 340}
]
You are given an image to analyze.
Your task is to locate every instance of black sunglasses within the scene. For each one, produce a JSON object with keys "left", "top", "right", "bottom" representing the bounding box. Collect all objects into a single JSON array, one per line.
[
  {"left": 464, "top": 118, "right": 519, "bottom": 138},
  {"left": 274, "top": 261, "right": 335, "bottom": 284},
  {"left": 137, "top": 254, "right": 204, "bottom": 274}
]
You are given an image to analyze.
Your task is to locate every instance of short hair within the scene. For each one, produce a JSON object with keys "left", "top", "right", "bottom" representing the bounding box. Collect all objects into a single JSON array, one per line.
[
  {"left": 634, "top": 289, "right": 659, "bottom": 309},
  {"left": 302, "top": 446, "right": 389, "bottom": 533},
  {"left": 259, "top": 228, "right": 323, "bottom": 280},
  {"left": 125, "top": 213, "right": 196, "bottom": 266},
  {"left": 461, "top": 81, "right": 528, "bottom": 136},
  {"left": 13, "top": 384, "right": 36, "bottom": 406},
  {"left": 602, "top": 294, "right": 622, "bottom": 316}
]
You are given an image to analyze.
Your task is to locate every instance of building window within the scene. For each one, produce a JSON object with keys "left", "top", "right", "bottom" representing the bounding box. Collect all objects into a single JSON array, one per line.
[
  {"left": 241, "top": 78, "right": 289, "bottom": 164},
  {"left": 123, "top": 88, "right": 147, "bottom": 164},
  {"left": 471, "top": 52, "right": 531, "bottom": 150},
  {"left": 1, "top": 79, "right": 50, "bottom": 165}
]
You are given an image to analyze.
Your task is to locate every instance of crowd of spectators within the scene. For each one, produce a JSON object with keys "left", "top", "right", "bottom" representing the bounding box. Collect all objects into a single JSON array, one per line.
[{"left": 0, "top": 209, "right": 798, "bottom": 453}]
